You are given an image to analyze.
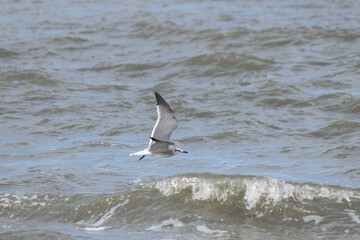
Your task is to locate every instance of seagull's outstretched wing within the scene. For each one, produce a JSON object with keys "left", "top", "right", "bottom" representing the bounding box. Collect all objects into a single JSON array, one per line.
[{"left": 150, "top": 92, "right": 178, "bottom": 142}]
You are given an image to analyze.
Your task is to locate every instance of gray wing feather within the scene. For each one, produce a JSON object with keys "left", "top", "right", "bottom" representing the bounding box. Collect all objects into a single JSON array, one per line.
[
  {"left": 149, "top": 141, "right": 173, "bottom": 153},
  {"left": 150, "top": 92, "right": 178, "bottom": 142}
]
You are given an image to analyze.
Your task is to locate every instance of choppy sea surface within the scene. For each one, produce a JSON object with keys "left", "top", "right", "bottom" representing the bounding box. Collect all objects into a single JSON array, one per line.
[{"left": 1, "top": 0, "right": 360, "bottom": 239}]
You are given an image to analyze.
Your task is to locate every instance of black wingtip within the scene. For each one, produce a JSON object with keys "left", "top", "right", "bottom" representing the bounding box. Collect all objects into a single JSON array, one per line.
[
  {"left": 154, "top": 91, "right": 162, "bottom": 104},
  {"left": 154, "top": 91, "right": 174, "bottom": 113}
]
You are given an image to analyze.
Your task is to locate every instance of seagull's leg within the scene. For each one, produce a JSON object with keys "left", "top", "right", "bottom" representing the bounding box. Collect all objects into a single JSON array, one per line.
[{"left": 138, "top": 155, "right": 145, "bottom": 161}]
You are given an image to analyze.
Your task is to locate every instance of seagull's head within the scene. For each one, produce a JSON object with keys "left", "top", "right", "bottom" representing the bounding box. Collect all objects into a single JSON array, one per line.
[{"left": 174, "top": 147, "right": 188, "bottom": 154}]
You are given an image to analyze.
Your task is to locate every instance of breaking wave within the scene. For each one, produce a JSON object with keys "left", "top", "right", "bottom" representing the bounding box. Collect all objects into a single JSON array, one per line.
[
  {"left": 1, "top": 173, "right": 360, "bottom": 235},
  {"left": 144, "top": 173, "right": 360, "bottom": 211}
]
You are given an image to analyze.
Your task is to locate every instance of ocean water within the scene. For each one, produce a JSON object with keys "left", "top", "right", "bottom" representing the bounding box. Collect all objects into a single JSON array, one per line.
[{"left": 1, "top": 0, "right": 360, "bottom": 239}]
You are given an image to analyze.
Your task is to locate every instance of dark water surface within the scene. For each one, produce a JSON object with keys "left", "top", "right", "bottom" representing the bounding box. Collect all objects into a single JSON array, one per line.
[{"left": 1, "top": 0, "right": 360, "bottom": 239}]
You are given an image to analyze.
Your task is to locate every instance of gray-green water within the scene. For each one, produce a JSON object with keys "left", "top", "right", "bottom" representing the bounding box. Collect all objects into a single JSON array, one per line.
[{"left": 1, "top": 0, "right": 360, "bottom": 239}]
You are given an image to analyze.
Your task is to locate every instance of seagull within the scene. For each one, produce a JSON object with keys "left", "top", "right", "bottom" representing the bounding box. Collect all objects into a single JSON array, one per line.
[{"left": 130, "top": 92, "right": 188, "bottom": 161}]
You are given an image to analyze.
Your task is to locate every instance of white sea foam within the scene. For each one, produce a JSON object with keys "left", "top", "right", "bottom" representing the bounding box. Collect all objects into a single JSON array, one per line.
[
  {"left": 80, "top": 226, "right": 110, "bottom": 231},
  {"left": 346, "top": 210, "right": 360, "bottom": 224},
  {"left": 91, "top": 199, "right": 129, "bottom": 227},
  {"left": 0, "top": 193, "right": 50, "bottom": 208},
  {"left": 76, "top": 199, "right": 129, "bottom": 231},
  {"left": 151, "top": 174, "right": 360, "bottom": 210},
  {"left": 303, "top": 215, "right": 324, "bottom": 225},
  {"left": 153, "top": 176, "right": 238, "bottom": 202},
  {"left": 196, "top": 225, "right": 228, "bottom": 235},
  {"left": 146, "top": 218, "right": 184, "bottom": 231}
]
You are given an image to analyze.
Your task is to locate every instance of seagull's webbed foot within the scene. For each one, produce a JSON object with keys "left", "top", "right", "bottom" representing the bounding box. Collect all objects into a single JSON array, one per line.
[{"left": 138, "top": 155, "right": 145, "bottom": 161}]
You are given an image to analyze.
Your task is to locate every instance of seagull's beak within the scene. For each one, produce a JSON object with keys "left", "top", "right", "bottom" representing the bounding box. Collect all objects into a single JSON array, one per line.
[{"left": 175, "top": 148, "right": 188, "bottom": 154}]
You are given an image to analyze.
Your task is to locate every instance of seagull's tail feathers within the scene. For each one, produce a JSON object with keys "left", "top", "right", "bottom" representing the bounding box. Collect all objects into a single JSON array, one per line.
[{"left": 129, "top": 149, "right": 149, "bottom": 157}]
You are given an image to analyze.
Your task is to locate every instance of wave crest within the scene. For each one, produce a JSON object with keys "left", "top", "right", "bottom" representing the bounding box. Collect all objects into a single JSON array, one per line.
[{"left": 147, "top": 173, "right": 360, "bottom": 210}]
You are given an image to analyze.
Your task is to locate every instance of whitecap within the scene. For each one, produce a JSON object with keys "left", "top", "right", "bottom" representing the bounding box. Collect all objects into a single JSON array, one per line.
[
  {"left": 196, "top": 225, "right": 228, "bottom": 235},
  {"left": 76, "top": 199, "right": 129, "bottom": 231},
  {"left": 149, "top": 174, "right": 360, "bottom": 210},
  {"left": 146, "top": 218, "right": 184, "bottom": 231},
  {"left": 303, "top": 215, "right": 324, "bottom": 225},
  {"left": 346, "top": 210, "right": 360, "bottom": 224}
]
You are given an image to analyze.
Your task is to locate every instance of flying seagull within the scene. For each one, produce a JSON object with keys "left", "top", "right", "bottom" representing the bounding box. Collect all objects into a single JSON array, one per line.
[{"left": 130, "top": 92, "right": 188, "bottom": 161}]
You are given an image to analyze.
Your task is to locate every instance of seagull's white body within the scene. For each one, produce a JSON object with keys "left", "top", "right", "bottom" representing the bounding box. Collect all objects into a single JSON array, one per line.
[
  {"left": 129, "top": 144, "right": 177, "bottom": 158},
  {"left": 130, "top": 92, "right": 187, "bottom": 160}
]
